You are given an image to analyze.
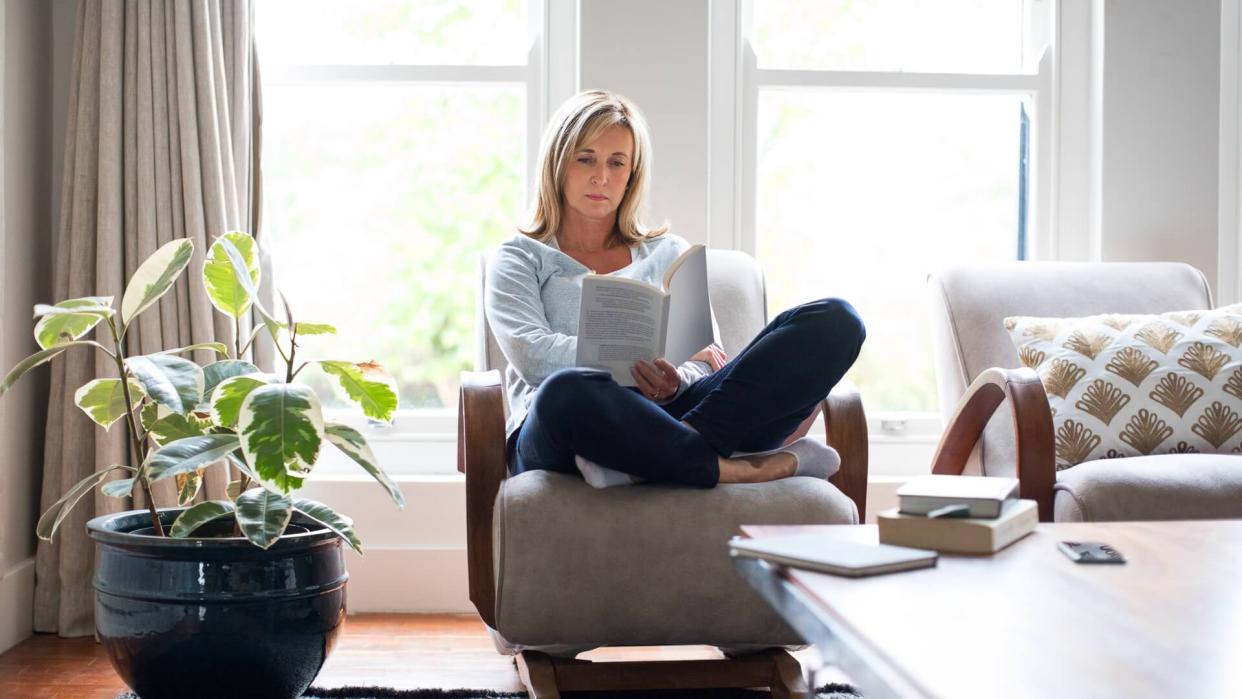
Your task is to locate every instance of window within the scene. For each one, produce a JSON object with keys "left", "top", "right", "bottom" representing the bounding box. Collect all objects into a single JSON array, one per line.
[
  {"left": 256, "top": 0, "right": 551, "bottom": 474},
  {"left": 744, "top": 0, "right": 1048, "bottom": 417},
  {"left": 257, "top": 0, "right": 531, "bottom": 414}
]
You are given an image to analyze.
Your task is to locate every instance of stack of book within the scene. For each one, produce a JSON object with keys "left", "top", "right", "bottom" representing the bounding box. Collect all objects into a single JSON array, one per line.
[{"left": 877, "top": 475, "right": 1038, "bottom": 554}]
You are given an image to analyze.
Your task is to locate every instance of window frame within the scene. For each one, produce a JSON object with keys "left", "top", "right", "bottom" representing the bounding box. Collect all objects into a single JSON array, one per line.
[{"left": 258, "top": 1, "right": 576, "bottom": 474}]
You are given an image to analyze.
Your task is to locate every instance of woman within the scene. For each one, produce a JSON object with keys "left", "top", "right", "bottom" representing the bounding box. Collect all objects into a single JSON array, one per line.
[{"left": 485, "top": 90, "right": 865, "bottom": 488}]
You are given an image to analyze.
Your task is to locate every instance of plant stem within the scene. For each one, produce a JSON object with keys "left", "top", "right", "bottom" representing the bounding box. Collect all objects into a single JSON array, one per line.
[
  {"left": 230, "top": 472, "right": 250, "bottom": 537},
  {"left": 109, "top": 319, "right": 165, "bottom": 537},
  {"left": 239, "top": 325, "right": 262, "bottom": 360},
  {"left": 285, "top": 325, "right": 298, "bottom": 384},
  {"left": 242, "top": 321, "right": 291, "bottom": 368},
  {"left": 86, "top": 340, "right": 117, "bottom": 360},
  {"left": 234, "top": 315, "right": 242, "bottom": 361}
]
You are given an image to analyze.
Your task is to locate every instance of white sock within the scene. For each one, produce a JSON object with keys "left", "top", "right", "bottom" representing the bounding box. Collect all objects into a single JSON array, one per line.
[
  {"left": 574, "top": 455, "right": 640, "bottom": 488},
  {"left": 730, "top": 437, "right": 841, "bottom": 480}
]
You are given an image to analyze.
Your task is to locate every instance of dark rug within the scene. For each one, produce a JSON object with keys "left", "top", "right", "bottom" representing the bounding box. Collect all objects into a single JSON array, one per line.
[{"left": 118, "top": 683, "right": 861, "bottom": 698}]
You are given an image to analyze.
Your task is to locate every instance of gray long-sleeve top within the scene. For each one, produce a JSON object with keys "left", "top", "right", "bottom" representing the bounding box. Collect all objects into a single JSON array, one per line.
[{"left": 484, "top": 232, "right": 713, "bottom": 444}]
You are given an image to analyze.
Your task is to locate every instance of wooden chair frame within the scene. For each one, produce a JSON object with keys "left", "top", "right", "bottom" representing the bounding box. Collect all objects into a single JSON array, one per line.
[
  {"left": 928, "top": 367, "right": 1057, "bottom": 521},
  {"left": 458, "top": 371, "right": 869, "bottom": 698}
]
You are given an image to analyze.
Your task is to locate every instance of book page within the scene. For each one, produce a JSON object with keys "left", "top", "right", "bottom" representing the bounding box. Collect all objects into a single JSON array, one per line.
[
  {"left": 575, "top": 277, "right": 665, "bottom": 386},
  {"left": 662, "top": 245, "right": 714, "bottom": 366}
]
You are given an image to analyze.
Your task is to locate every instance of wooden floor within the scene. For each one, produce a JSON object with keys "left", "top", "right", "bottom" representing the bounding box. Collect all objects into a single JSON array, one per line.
[{"left": 0, "top": 613, "right": 842, "bottom": 698}]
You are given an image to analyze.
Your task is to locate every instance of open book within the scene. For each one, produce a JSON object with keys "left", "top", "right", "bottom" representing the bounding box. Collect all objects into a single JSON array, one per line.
[{"left": 575, "top": 244, "right": 714, "bottom": 387}]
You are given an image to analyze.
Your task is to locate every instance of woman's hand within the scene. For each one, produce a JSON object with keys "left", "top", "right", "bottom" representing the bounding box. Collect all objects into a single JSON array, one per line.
[
  {"left": 632, "top": 358, "right": 680, "bottom": 402},
  {"left": 690, "top": 343, "right": 728, "bottom": 372}
]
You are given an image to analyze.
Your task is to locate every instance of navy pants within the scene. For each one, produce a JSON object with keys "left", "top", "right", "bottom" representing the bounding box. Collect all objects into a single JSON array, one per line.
[{"left": 511, "top": 298, "right": 866, "bottom": 488}]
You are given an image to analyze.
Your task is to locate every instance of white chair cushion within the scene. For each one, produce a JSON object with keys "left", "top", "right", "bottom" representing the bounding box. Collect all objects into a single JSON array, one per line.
[{"left": 1053, "top": 454, "right": 1242, "bottom": 521}]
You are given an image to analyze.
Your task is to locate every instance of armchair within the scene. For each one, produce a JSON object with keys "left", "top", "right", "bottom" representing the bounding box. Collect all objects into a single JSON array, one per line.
[
  {"left": 459, "top": 249, "right": 869, "bottom": 698},
  {"left": 927, "top": 262, "right": 1242, "bottom": 522}
]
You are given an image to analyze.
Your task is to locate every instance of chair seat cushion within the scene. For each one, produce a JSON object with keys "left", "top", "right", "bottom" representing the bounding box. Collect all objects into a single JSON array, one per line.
[
  {"left": 1053, "top": 454, "right": 1242, "bottom": 521},
  {"left": 490, "top": 470, "right": 858, "bottom": 655}
]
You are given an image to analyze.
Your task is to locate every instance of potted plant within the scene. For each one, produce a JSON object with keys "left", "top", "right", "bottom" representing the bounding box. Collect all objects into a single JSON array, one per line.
[{"left": 0, "top": 232, "right": 405, "bottom": 699}]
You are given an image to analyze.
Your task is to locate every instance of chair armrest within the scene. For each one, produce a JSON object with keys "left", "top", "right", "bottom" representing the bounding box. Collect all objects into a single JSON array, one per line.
[
  {"left": 930, "top": 367, "right": 1056, "bottom": 521},
  {"left": 458, "top": 370, "right": 508, "bottom": 628},
  {"left": 823, "top": 379, "right": 868, "bottom": 520}
]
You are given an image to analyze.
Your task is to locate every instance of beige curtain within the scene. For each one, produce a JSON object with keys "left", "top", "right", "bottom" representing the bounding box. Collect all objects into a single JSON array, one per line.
[{"left": 36, "top": 0, "right": 259, "bottom": 637}]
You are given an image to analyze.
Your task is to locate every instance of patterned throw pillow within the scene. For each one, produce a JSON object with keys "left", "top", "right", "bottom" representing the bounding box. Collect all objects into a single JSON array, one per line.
[{"left": 1004, "top": 304, "right": 1242, "bottom": 469}]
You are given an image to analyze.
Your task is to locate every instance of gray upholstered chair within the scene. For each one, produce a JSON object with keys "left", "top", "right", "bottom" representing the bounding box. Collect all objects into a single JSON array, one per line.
[
  {"left": 458, "top": 249, "right": 868, "bottom": 698},
  {"left": 927, "top": 262, "right": 1242, "bottom": 522}
]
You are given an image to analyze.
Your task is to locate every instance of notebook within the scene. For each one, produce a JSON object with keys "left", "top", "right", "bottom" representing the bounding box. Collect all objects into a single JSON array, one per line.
[{"left": 729, "top": 533, "right": 938, "bottom": 578}]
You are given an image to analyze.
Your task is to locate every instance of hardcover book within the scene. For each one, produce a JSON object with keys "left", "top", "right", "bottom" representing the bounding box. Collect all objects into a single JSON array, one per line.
[
  {"left": 896, "top": 474, "right": 1020, "bottom": 519},
  {"left": 878, "top": 498, "right": 1039, "bottom": 554}
]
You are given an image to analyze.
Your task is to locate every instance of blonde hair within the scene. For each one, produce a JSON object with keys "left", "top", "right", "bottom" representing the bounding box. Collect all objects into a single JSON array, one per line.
[{"left": 519, "top": 90, "right": 667, "bottom": 246}]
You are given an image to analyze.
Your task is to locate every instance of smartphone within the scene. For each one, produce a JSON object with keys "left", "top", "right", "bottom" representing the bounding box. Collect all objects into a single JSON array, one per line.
[{"left": 1058, "top": 540, "right": 1126, "bottom": 564}]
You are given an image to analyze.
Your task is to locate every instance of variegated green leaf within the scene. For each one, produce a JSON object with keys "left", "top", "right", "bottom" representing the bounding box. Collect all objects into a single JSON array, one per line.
[
  {"left": 236, "top": 487, "right": 292, "bottom": 549},
  {"left": 170, "top": 500, "right": 236, "bottom": 538},
  {"left": 210, "top": 374, "right": 269, "bottom": 428},
  {"left": 145, "top": 434, "right": 241, "bottom": 483},
  {"left": 126, "top": 354, "right": 204, "bottom": 414},
  {"left": 146, "top": 412, "right": 213, "bottom": 446},
  {"left": 36, "top": 465, "right": 133, "bottom": 541},
  {"left": 292, "top": 322, "right": 336, "bottom": 336},
  {"left": 293, "top": 498, "right": 362, "bottom": 554},
  {"left": 101, "top": 477, "right": 135, "bottom": 499},
  {"left": 226, "top": 452, "right": 260, "bottom": 483},
  {"left": 120, "top": 238, "right": 194, "bottom": 328},
  {"left": 237, "top": 384, "right": 323, "bottom": 494},
  {"left": 216, "top": 236, "right": 282, "bottom": 342},
  {"left": 203, "top": 232, "right": 260, "bottom": 319},
  {"left": 140, "top": 401, "right": 163, "bottom": 432},
  {"left": 226, "top": 478, "right": 244, "bottom": 500},
  {"left": 33, "top": 298, "right": 115, "bottom": 349},
  {"left": 33, "top": 296, "right": 113, "bottom": 318},
  {"left": 158, "top": 342, "right": 229, "bottom": 358},
  {"left": 324, "top": 423, "right": 405, "bottom": 508},
  {"left": 1, "top": 342, "right": 98, "bottom": 399},
  {"left": 73, "top": 378, "right": 144, "bottom": 430},
  {"left": 201, "top": 360, "right": 260, "bottom": 408},
  {"left": 176, "top": 469, "right": 203, "bottom": 505},
  {"left": 318, "top": 361, "right": 398, "bottom": 423}
]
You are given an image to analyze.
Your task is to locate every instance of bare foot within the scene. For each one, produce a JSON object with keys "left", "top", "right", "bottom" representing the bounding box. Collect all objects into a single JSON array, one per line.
[{"left": 717, "top": 452, "right": 797, "bottom": 483}]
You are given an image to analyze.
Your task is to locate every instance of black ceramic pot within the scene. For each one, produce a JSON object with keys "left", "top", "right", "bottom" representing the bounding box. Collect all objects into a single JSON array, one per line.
[{"left": 87, "top": 509, "right": 348, "bottom": 699}]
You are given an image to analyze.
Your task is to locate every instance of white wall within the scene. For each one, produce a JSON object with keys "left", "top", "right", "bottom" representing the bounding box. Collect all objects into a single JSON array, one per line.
[
  {"left": 1099, "top": 0, "right": 1221, "bottom": 292},
  {"left": 579, "top": 0, "right": 711, "bottom": 246},
  {"left": 1220, "top": 0, "right": 1242, "bottom": 305},
  {"left": 1, "top": 0, "right": 52, "bottom": 654}
]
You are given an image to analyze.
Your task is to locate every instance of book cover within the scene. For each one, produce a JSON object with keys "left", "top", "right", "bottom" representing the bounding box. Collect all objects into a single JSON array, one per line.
[
  {"left": 878, "top": 498, "right": 1038, "bottom": 554},
  {"left": 575, "top": 244, "right": 713, "bottom": 386},
  {"left": 896, "top": 474, "right": 1020, "bottom": 518},
  {"left": 729, "top": 533, "right": 937, "bottom": 578}
]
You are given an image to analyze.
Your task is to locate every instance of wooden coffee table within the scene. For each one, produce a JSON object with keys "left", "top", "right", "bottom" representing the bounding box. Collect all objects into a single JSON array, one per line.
[{"left": 733, "top": 521, "right": 1242, "bottom": 699}]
